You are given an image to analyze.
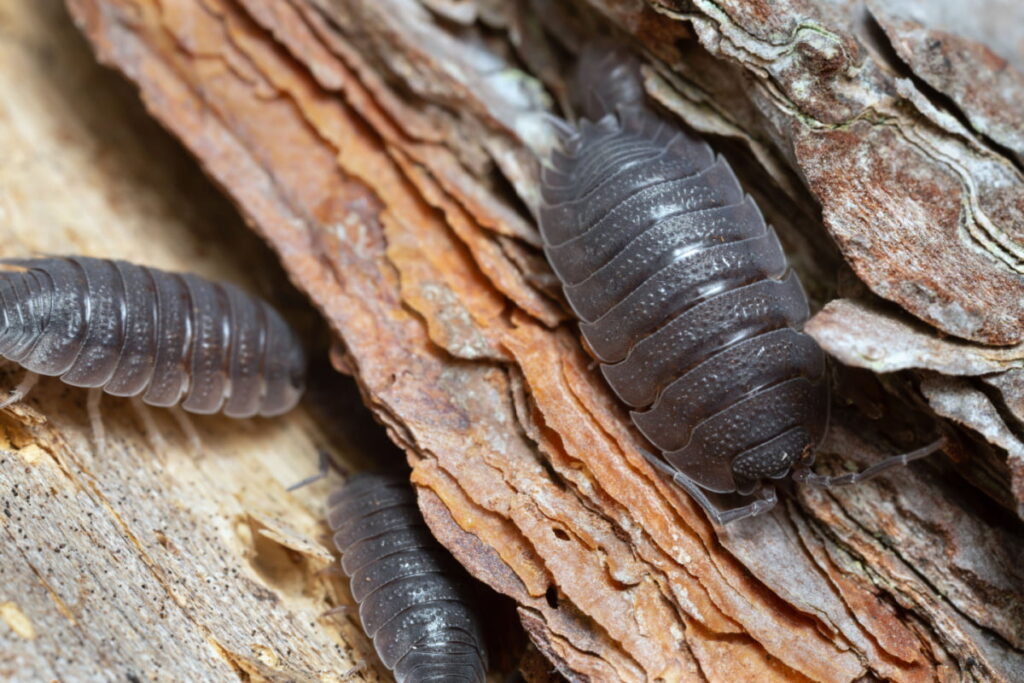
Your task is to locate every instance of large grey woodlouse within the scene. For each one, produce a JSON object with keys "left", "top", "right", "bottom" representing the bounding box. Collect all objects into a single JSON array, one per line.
[
  {"left": 537, "top": 46, "right": 943, "bottom": 524},
  {"left": 0, "top": 256, "right": 305, "bottom": 445},
  {"left": 328, "top": 473, "right": 487, "bottom": 682}
]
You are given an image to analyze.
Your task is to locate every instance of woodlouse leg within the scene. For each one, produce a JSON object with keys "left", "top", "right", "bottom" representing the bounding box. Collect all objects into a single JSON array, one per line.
[
  {"left": 671, "top": 476, "right": 777, "bottom": 525},
  {"left": 169, "top": 405, "right": 202, "bottom": 455},
  {"left": 794, "top": 437, "right": 945, "bottom": 488},
  {"left": 0, "top": 371, "right": 39, "bottom": 409},
  {"left": 320, "top": 601, "right": 371, "bottom": 680},
  {"left": 639, "top": 448, "right": 778, "bottom": 524},
  {"left": 342, "top": 659, "right": 366, "bottom": 679},
  {"left": 321, "top": 603, "right": 354, "bottom": 618},
  {"left": 286, "top": 450, "right": 331, "bottom": 492},
  {"left": 708, "top": 486, "right": 777, "bottom": 525},
  {"left": 317, "top": 563, "right": 344, "bottom": 578},
  {"left": 130, "top": 397, "right": 167, "bottom": 456},
  {"left": 87, "top": 388, "right": 106, "bottom": 453}
]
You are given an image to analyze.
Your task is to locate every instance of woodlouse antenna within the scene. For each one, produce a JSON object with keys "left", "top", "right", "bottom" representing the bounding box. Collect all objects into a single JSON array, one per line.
[
  {"left": 793, "top": 437, "right": 946, "bottom": 488},
  {"left": 286, "top": 449, "right": 333, "bottom": 492}
]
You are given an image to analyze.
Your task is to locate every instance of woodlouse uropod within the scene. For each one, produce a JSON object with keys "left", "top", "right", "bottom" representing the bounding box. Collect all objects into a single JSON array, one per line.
[
  {"left": 327, "top": 473, "right": 488, "bottom": 682},
  {"left": 0, "top": 256, "right": 305, "bottom": 447},
  {"left": 536, "top": 45, "right": 943, "bottom": 523}
]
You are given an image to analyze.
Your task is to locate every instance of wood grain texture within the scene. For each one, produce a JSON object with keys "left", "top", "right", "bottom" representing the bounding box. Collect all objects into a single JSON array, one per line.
[
  {"left": 0, "top": 3, "right": 387, "bottom": 680},
  {"left": 11, "top": 0, "right": 1024, "bottom": 680}
]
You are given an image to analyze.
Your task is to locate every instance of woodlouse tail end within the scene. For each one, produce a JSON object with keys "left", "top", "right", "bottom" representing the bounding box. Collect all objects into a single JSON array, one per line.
[
  {"left": 571, "top": 41, "right": 645, "bottom": 122},
  {"left": 514, "top": 111, "right": 577, "bottom": 171}
]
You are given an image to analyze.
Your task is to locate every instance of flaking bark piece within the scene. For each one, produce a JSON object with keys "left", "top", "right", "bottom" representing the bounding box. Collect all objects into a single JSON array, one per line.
[
  {"left": 807, "top": 299, "right": 1024, "bottom": 376},
  {"left": 867, "top": 0, "right": 1024, "bottom": 164},
  {"left": 808, "top": 298, "right": 1024, "bottom": 514}
]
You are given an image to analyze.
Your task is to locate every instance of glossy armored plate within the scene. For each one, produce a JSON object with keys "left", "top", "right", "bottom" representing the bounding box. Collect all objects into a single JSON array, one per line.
[
  {"left": 328, "top": 473, "right": 488, "bottom": 683},
  {"left": 0, "top": 256, "right": 305, "bottom": 417}
]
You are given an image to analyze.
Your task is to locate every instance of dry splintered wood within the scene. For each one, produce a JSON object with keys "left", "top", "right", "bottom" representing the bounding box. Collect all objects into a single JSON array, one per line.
[
  {"left": 2, "top": 0, "right": 1022, "bottom": 680},
  {"left": 0, "top": 3, "right": 385, "bottom": 681}
]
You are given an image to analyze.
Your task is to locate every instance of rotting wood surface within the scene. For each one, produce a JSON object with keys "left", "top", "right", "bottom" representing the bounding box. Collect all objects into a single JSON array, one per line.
[
  {"left": 6, "top": 0, "right": 1024, "bottom": 680},
  {"left": 0, "top": 3, "right": 387, "bottom": 681}
]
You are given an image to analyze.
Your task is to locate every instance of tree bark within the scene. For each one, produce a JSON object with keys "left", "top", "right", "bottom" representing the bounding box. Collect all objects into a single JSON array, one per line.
[{"left": 4, "top": 0, "right": 1024, "bottom": 680}]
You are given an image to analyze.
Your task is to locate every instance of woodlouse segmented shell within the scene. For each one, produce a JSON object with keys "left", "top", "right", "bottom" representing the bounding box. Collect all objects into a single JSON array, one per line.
[
  {"left": 539, "top": 46, "right": 829, "bottom": 521},
  {"left": 327, "top": 473, "right": 488, "bottom": 683},
  {"left": 0, "top": 256, "right": 305, "bottom": 417}
]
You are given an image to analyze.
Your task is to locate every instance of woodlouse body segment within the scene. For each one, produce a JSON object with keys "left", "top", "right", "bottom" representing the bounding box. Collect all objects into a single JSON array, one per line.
[
  {"left": 539, "top": 46, "right": 830, "bottom": 522},
  {"left": 328, "top": 473, "right": 487, "bottom": 683},
  {"left": 0, "top": 256, "right": 305, "bottom": 419}
]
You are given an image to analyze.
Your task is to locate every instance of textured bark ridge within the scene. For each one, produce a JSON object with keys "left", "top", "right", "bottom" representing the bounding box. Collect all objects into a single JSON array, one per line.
[{"left": 13, "top": 0, "right": 1021, "bottom": 679}]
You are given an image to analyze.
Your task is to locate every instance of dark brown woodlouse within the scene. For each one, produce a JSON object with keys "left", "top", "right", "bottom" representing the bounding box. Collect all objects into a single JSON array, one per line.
[
  {"left": 0, "top": 256, "right": 305, "bottom": 446},
  {"left": 538, "top": 46, "right": 943, "bottom": 523},
  {"left": 327, "top": 473, "right": 487, "bottom": 682}
]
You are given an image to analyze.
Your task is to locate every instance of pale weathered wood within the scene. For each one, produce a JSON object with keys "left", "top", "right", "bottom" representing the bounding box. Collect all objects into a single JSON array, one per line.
[{"left": 0, "top": 2, "right": 386, "bottom": 681}]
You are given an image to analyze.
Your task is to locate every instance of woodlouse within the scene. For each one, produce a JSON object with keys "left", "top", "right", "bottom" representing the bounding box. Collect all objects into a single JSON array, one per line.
[
  {"left": 327, "top": 473, "right": 487, "bottom": 682},
  {"left": 0, "top": 256, "right": 305, "bottom": 445},
  {"left": 537, "top": 46, "right": 942, "bottom": 523}
]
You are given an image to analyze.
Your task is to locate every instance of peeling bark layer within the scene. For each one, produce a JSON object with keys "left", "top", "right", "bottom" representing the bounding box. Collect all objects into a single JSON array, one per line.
[{"left": 12, "top": 0, "right": 1024, "bottom": 679}]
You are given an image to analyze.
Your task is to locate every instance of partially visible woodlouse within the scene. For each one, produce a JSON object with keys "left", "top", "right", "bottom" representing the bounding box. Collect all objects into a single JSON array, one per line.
[
  {"left": 537, "top": 46, "right": 942, "bottom": 523},
  {"left": 0, "top": 257, "right": 305, "bottom": 444},
  {"left": 328, "top": 473, "right": 487, "bottom": 683}
]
